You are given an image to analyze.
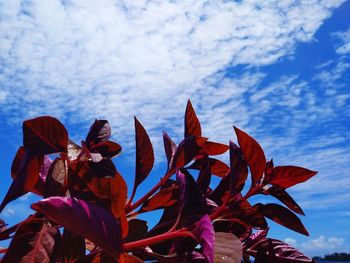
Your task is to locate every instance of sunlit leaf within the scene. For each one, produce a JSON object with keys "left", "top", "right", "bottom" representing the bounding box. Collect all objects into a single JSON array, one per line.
[
  {"left": 184, "top": 100, "right": 201, "bottom": 137},
  {"left": 269, "top": 166, "right": 317, "bottom": 189}
]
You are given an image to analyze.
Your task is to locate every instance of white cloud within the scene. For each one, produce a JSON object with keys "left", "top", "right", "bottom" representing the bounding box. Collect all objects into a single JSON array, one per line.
[
  {"left": 302, "top": 235, "right": 344, "bottom": 251},
  {"left": 334, "top": 28, "right": 350, "bottom": 55},
  {"left": 284, "top": 237, "right": 297, "bottom": 248}
]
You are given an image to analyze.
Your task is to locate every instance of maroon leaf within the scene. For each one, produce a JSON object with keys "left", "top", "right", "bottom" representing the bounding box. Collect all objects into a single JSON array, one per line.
[
  {"left": 61, "top": 229, "right": 86, "bottom": 262},
  {"left": 31, "top": 197, "right": 122, "bottom": 259},
  {"left": 172, "top": 136, "right": 207, "bottom": 170},
  {"left": 140, "top": 186, "right": 178, "bottom": 212},
  {"left": 163, "top": 132, "right": 177, "bottom": 170},
  {"left": 44, "top": 158, "right": 67, "bottom": 197},
  {"left": 134, "top": 117, "right": 154, "bottom": 187},
  {"left": 125, "top": 219, "right": 148, "bottom": 243},
  {"left": 2, "top": 215, "right": 61, "bottom": 263},
  {"left": 188, "top": 158, "right": 229, "bottom": 177},
  {"left": 192, "top": 214, "right": 215, "bottom": 263},
  {"left": 85, "top": 119, "right": 111, "bottom": 147},
  {"left": 185, "top": 100, "right": 201, "bottom": 137},
  {"left": 263, "top": 186, "right": 304, "bottom": 216},
  {"left": 269, "top": 166, "right": 317, "bottom": 189},
  {"left": 247, "top": 238, "right": 315, "bottom": 262},
  {"left": 255, "top": 203, "right": 309, "bottom": 236},
  {"left": 23, "top": 116, "right": 68, "bottom": 154},
  {"left": 202, "top": 141, "right": 229, "bottom": 155},
  {"left": 197, "top": 154, "right": 211, "bottom": 196},
  {"left": 234, "top": 126, "right": 266, "bottom": 185},
  {"left": 229, "top": 141, "right": 248, "bottom": 195},
  {"left": 90, "top": 140, "right": 122, "bottom": 159}
]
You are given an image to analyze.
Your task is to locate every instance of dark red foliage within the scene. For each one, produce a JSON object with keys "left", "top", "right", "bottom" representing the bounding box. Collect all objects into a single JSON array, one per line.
[{"left": 0, "top": 101, "right": 316, "bottom": 262}]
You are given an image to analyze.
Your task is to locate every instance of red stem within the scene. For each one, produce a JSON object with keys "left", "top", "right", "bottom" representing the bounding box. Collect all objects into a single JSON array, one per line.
[
  {"left": 123, "top": 229, "right": 196, "bottom": 251},
  {"left": 126, "top": 169, "right": 174, "bottom": 213}
]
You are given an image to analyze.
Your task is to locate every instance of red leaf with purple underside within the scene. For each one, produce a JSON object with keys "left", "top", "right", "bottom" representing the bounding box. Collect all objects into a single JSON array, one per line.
[
  {"left": 188, "top": 158, "right": 229, "bottom": 177},
  {"left": 185, "top": 100, "right": 201, "bottom": 137},
  {"left": 39, "top": 155, "right": 52, "bottom": 181},
  {"left": 134, "top": 117, "right": 154, "bottom": 187},
  {"left": 85, "top": 119, "right": 111, "bottom": 148},
  {"left": 229, "top": 141, "right": 248, "bottom": 195},
  {"left": 234, "top": 126, "right": 266, "bottom": 185},
  {"left": 2, "top": 215, "right": 61, "bottom": 263},
  {"left": 247, "top": 238, "right": 315, "bottom": 262},
  {"left": 23, "top": 116, "right": 68, "bottom": 154},
  {"left": 31, "top": 196, "right": 122, "bottom": 259},
  {"left": 269, "top": 166, "right": 317, "bottom": 189},
  {"left": 255, "top": 203, "right": 309, "bottom": 236},
  {"left": 163, "top": 132, "right": 177, "bottom": 171},
  {"left": 172, "top": 136, "right": 207, "bottom": 169},
  {"left": 263, "top": 185, "right": 304, "bottom": 215}
]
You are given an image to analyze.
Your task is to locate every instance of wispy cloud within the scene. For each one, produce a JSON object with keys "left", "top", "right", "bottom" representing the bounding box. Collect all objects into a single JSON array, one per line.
[{"left": 333, "top": 28, "right": 350, "bottom": 55}]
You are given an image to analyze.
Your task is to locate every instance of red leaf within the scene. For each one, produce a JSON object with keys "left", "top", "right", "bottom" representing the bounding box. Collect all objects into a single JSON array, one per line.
[
  {"left": 85, "top": 119, "right": 111, "bottom": 147},
  {"left": 229, "top": 141, "right": 248, "bottom": 194},
  {"left": 188, "top": 158, "right": 229, "bottom": 177},
  {"left": 172, "top": 136, "right": 207, "bottom": 170},
  {"left": 202, "top": 141, "right": 229, "bottom": 155},
  {"left": 269, "top": 166, "right": 317, "bottom": 189},
  {"left": 23, "top": 116, "right": 68, "bottom": 154},
  {"left": 31, "top": 197, "right": 122, "bottom": 260},
  {"left": 184, "top": 100, "right": 201, "bottom": 137},
  {"left": 263, "top": 186, "right": 304, "bottom": 216},
  {"left": 2, "top": 215, "right": 61, "bottom": 263},
  {"left": 255, "top": 203, "right": 309, "bottom": 236},
  {"left": 163, "top": 132, "right": 177, "bottom": 170},
  {"left": 247, "top": 238, "right": 315, "bottom": 262},
  {"left": 140, "top": 186, "right": 178, "bottom": 212},
  {"left": 134, "top": 117, "right": 154, "bottom": 187},
  {"left": 197, "top": 154, "right": 211, "bottom": 195},
  {"left": 234, "top": 127, "right": 266, "bottom": 185},
  {"left": 90, "top": 140, "right": 122, "bottom": 159},
  {"left": 44, "top": 158, "right": 67, "bottom": 197}
]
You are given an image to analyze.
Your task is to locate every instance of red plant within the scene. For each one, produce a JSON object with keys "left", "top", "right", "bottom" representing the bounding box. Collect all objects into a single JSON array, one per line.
[{"left": 0, "top": 101, "right": 317, "bottom": 262}]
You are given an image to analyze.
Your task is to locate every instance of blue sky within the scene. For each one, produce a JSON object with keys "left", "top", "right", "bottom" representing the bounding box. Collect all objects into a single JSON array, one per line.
[{"left": 0, "top": 0, "right": 349, "bottom": 257}]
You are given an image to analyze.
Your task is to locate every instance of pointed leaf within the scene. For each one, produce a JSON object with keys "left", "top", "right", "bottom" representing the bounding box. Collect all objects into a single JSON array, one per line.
[
  {"left": 163, "top": 132, "right": 177, "bottom": 170},
  {"left": 172, "top": 136, "right": 207, "bottom": 169},
  {"left": 2, "top": 215, "right": 61, "bottom": 263},
  {"left": 31, "top": 197, "right": 122, "bottom": 259},
  {"left": 67, "top": 139, "right": 83, "bottom": 161},
  {"left": 23, "top": 116, "right": 68, "bottom": 154},
  {"left": 196, "top": 154, "right": 211, "bottom": 195},
  {"left": 185, "top": 100, "right": 201, "bottom": 137},
  {"left": 263, "top": 186, "right": 304, "bottom": 215},
  {"left": 90, "top": 140, "right": 122, "bottom": 159},
  {"left": 188, "top": 158, "right": 229, "bottom": 177},
  {"left": 234, "top": 127, "right": 266, "bottom": 185},
  {"left": 255, "top": 203, "right": 309, "bottom": 236},
  {"left": 140, "top": 186, "right": 178, "bottom": 212},
  {"left": 214, "top": 232, "right": 242, "bottom": 263},
  {"left": 269, "top": 166, "right": 317, "bottom": 189},
  {"left": 229, "top": 141, "right": 248, "bottom": 194},
  {"left": 134, "top": 117, "right": 154, "bottom": 187},
  {"left": 247, "top": 238, "right": 315, "bottom": 262},
  {"left": 85, "top": 119, "right": 111, "bottom": 147},
  {"left": 202, "top": 141, "right": 229, "bottom": 155}
]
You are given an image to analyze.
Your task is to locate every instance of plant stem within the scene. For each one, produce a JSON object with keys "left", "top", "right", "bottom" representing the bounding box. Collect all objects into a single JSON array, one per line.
[
  {"left": 123, "top": 229, "right": 196, "bottom": 251},
  {"left": 126, "top": 168, "right": 175, "bottom": 213}
]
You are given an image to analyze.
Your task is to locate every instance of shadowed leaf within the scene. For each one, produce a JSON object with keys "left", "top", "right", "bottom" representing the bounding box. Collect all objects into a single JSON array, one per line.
[
  {"left": 61, "top": 229, "right": 85, "bottom": 262},
  {"left": 44, "top": 158, "right": 67, "bottom": 197},
  {"left": 163, "top": 132, "right": 177, "bottom": 170},
  {"left": 90, "top": 140, "right": 122, "bottom": 159},
  {"left": 255, "top": 203, "right": 309, "bottom": 236},
  {"left": 31, "top": 196, "right": 122, "bottom": 259},
  {"left": 229, "top": 141, "right": 248, "bottom": 195},
  {"left": 188, "top": 158, "right": 229, "bottom": 177},
  {"left": 140, "top": 186, "right": 178, "bottom": 212},
  {"left": 23, "top": 116, "right": 68, "bottom": 154},
  {"left": 125, "top": 219, "right": 148, "bottom": 243},
  {"left": 85, "top": 119, "right": 111, "bottom": 147},
  {"left": 196, "top": 154, "right": 211, "bottom": 196},
  {"left": 185, "top": 100, "right": 201, "bottom": 137},
  {"left": 234, "top": 126, "right": 266, "bottom": 185},
  {"left": 2, "top": 215, "right": 61, "bottom": 263}
]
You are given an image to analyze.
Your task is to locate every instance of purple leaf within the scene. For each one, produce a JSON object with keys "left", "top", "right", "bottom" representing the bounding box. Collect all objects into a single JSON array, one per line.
[
  {"left": 185, "top": 100, "right": 201, "bottom": 138},
  {"left": 39, "top": 155, "right": 52, "bottom": 181},
  {"left": 31, "top": 197, "right": 122, "bottom": 259},
  {"left": 192, "top": 215, "right": 215, "bottom": 263}
]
